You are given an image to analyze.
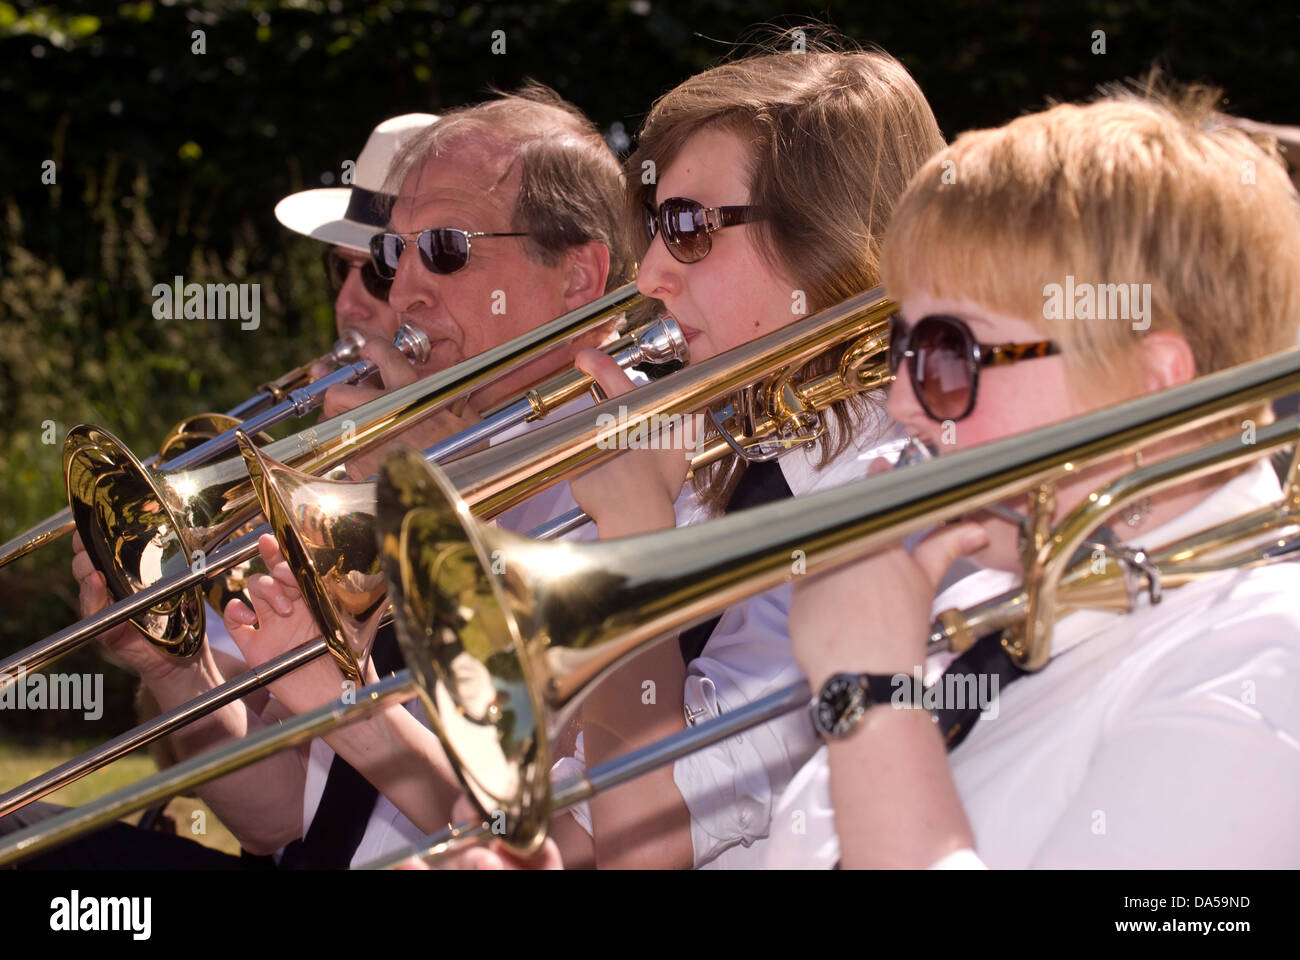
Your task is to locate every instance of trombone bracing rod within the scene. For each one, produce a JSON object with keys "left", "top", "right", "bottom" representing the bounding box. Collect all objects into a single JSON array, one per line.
[
  {"left": 3, "top": 286, "right": 641, "bottom": 679},
  {"left": 0, "top": 496, "right": 593, "bottom": 813},
  {"left": 0, "top": 363, "right": 375, "bottom": 567},
  {"left": 0, "top": 528, "right": 264, "bottom": 690},
  {"left": 0, "top": 662, "right": 809, "bottom": 868},
  {"left": 246, "top": 283, "right": 641, "bottom": 480},
  {"left": 367, "top": 413, "right": 1300, "bottom": 872},
  {"left": 3, "top": 348, "right": 1299, "bottom": 865},
  {"left": 376, "top": 346, "right": 1300, "bottom": 852},
  {"left": 417, "top": 314, "right": 686, "bottom": 463},
  {"left": 440, "top": 287, "right": 898, "bottom": 519},
  {"left": 0, "top": 636, "right": 331, "bottom": 818},
  {"left": 0, "top": 673, "right": 418, "bottom": 867}
]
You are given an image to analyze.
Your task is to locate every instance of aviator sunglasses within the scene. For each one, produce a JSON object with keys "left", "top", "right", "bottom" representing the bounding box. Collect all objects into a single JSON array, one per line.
[
  {"left": 889, "top": 313, "right": 1061, "bottom": 422},
  {"left": 369, "top": 227, "right": 530, "bottom": 279},
  {"left": 644, "top": 196, "right": 766, "bottom": 264}
]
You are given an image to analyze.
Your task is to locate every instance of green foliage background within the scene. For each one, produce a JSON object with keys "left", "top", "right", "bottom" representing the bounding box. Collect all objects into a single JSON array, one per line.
[{"left": 0, "top": 0, "right": 1294, "bottom": 733}]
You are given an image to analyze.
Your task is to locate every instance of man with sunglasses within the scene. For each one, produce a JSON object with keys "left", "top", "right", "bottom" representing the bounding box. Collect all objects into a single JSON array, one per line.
[
  {"left": 216, "top": 85, "right": 640, "bottom": 870},
  {"left": 315, "top": 85, "right": 633, "bottom": 482}
]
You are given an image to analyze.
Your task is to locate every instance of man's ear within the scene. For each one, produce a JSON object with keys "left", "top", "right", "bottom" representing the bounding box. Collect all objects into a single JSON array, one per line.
[
  {"left": 1141, "top": 329, "right": 1197, "bottom": 391},
  {"left": 562, "top": 241, "right": 611, "bottom": 311}
]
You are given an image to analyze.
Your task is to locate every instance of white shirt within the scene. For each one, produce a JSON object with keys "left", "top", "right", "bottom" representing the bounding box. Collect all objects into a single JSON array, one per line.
[
  {"left": 553, "top": 404, "right": 912, "bottom": 868},
  {"left": 765, "top": 460, "right": 1300, "bottom": 869}
]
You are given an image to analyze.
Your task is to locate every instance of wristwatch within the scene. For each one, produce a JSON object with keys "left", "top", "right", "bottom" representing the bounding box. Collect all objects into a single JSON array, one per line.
[{"left": 811, "top": 671, "right": 921, "bottom": 740}]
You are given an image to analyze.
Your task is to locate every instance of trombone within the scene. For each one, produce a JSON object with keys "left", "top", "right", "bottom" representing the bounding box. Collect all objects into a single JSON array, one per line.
[
  {"left": 0, "top": 324, "right": 431, "bottom": 570},
  {"left": 4, "top": 284, "right": 874, "bottom": 688},
  {"left": 2, "top": 343, "right": 1297, "bottom": 866},
  {"left": 4, "top": 284, "right": 643, "bottom": 675},
  {"left": 228, "top": 288, "right": 893, "bottom": 689},
  {"left": 0, "top": 289, "right": 880, "bottom": 813}
]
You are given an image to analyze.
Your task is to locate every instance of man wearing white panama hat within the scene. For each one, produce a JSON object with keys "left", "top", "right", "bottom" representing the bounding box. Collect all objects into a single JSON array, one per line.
[
  {"left": 275, "top": 112, "right": 439, "bottom": 348},
  {"left": 28, "top": 112, "right": 444, "bottom": 869},
  {"left": 193, "top": 114, "right": 443, "bottom": 677}
]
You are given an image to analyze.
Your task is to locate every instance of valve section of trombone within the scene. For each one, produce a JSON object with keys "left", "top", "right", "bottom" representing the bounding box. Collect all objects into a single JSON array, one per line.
[{"left": 3, "top": 27, "right": 1299, "bottom": 878}]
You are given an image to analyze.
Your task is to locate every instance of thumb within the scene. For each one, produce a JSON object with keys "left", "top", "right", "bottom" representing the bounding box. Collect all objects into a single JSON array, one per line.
[
  {"left": 322, "top": 381, "right": 375, "bottom": 419},
  {"left": 912, "top": 521, "right": 988, "bottom": 590},
  {"left": 574, "top": 347, "right": 636, "bottom": 401}
]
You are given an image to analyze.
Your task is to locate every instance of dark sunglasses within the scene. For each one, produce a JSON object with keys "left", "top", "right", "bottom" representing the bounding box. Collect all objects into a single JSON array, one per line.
[
  {"left": 369, "top": 227, "right": 530, "bottom": 279},
  {"left": 644, "top": 197, "right": 765, "bottom": 264},
  {"left": 323, "top": 248, "right": 392, "bottom": 301},
  {"left": 889, "top": 313, "right": 1061, "bottom": 422}
]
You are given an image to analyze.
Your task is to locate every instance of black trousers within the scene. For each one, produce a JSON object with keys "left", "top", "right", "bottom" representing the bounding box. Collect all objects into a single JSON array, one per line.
[{"left": 0, "top": 801, "right": 265, "bottom": 870}]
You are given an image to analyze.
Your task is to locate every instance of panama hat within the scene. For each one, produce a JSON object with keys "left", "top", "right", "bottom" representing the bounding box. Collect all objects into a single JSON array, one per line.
[{"left": 275, "top": 113, "right": 439, "bottom": 252}]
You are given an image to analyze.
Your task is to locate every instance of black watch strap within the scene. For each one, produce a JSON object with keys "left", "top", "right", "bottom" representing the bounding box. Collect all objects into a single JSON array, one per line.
[
  {"left": 864, "top": 672, "right": 920, "bottom": 706},
  {"left": 812, "top": 671, "right": 923, "bottom": 740}
]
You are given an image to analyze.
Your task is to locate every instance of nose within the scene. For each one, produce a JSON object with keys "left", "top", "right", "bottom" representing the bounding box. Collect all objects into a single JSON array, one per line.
[
  {"left": 635, "top": 230, "right": 683, "bottom": 305},
  {"left": 386, "top": 237, "right": 435, "bottom": 317}
]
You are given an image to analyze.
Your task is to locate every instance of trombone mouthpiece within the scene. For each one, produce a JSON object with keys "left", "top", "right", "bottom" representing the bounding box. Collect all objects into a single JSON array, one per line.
[
  {"left": 394, "top": 324, "right": 432, "bottom": 365},
  {"left": 892, "top": 435, "right": 938, "bottom": 469},
  {"left": 330, "top": 329, "right": 368, "bottom": 365},
  {"left": 634, "top": 314, "right": 690, "bottom": 367}
]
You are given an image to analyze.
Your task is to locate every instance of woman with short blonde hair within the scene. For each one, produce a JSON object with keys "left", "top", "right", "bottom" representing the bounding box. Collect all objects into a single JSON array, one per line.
[{"left": 774, "top": 84, "right": 1300, "bottom": 869}]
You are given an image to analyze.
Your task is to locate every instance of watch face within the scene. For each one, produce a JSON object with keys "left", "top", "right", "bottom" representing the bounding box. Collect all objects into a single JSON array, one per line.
[{"left": 814, "top": 674, "right": 868, "bottom": 739}]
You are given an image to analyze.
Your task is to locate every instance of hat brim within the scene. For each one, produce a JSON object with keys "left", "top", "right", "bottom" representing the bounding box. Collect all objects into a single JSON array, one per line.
[{"left": 274, "top": 188, "right": 386, "bottom": 253}]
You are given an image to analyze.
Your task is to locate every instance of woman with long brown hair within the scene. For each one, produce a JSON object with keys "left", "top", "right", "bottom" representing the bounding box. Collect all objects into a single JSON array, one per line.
[{"left": 551, "top": 36, "right": 945, "bottom": 869}]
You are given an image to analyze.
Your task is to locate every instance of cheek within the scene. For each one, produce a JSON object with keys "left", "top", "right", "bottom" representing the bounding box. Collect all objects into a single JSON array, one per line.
[
  {"left": 953, "top": 366, "right": 1078, "bottom": 447},
  {"left": 455, "top": 277, "right": 522, "bottom": 342},
  {"left": 699, "top": 265, "right": 795, "bottom": 356}
]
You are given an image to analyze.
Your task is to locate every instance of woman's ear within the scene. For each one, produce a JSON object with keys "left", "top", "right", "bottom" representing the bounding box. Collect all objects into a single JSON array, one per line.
[
  {"left": 1141, "top": 329, "right": 1197, "bottom": 391},
  {"left": 563, "top": 241, "right": 611, "bottom": 311}
]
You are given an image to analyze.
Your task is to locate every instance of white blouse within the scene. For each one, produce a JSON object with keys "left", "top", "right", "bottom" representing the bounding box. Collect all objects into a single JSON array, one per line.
[
  {"left": 765, "top": 460, "right": 1300, "bottom": 869},
  {"left": 553, "top": 405, "right": 916, "bottom": 869}
]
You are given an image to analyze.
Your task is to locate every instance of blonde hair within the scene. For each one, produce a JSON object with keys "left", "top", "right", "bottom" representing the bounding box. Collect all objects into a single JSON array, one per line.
[
  {"left": 882, "top": 82, "right": 1300, "bottom": 408},
  {"left": 385, "top": 82, "right": 633, "bottom": 291},
  {"left": 629, "top": 34, "right": 944, "bottom": 508}
]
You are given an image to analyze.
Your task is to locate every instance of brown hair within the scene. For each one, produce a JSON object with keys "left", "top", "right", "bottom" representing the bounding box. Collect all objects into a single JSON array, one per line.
[
  {"left": 881, "top": 81, "right": 1300, "bottom": 423},
  {"left": 629, "top": 34, "right": 945, "bottom": 509},
  {"left": 385, "top": 82, "right": 633, "bottom": 291}
]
